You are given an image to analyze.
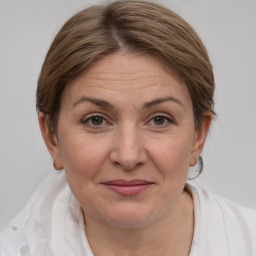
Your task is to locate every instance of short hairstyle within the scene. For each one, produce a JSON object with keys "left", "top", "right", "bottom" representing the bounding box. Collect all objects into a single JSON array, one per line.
[{"left": 36, "top": 0, "right": 215, "bottom": 133}]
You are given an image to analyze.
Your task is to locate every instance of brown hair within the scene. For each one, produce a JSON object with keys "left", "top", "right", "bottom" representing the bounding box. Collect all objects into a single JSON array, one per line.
[{"left": 36, "top": 0, "right": 215, "bottom": 133}]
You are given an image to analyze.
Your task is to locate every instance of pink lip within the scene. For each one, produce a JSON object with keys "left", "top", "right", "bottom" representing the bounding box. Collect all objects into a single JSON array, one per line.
[{"left": 102, "top": 179, "right": 154, "bottom": 195}]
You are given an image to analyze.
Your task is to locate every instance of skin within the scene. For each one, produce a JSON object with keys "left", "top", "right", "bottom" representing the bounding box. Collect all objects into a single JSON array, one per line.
[{"left": 39, "top": 52, "right": 211, "bottom": 256}]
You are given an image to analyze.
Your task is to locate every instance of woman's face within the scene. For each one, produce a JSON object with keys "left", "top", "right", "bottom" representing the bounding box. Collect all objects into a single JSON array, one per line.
[{"left": 42, "top": 52, "right": 210, "bottom": 228}]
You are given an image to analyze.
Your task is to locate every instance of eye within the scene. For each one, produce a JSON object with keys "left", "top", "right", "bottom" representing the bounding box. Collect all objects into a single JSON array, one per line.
[
  {"left": 148, "top": 115, "right": 173, "bottom": 126},
  {"left": 82, "top": 115, "right": 107, "bottom": 127},
  {"left": 90, "top": 116, "right": 104, "bottom": 126}
]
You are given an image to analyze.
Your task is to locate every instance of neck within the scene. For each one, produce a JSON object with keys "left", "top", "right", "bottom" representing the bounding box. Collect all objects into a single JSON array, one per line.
[{"left": 84, "top": 190, "right": 194, "bottom": 256}]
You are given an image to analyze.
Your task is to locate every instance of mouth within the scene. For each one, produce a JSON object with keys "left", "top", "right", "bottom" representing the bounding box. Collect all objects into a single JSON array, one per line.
[{"left": 101, "top": 179, "right": 155, "bottom": 196}]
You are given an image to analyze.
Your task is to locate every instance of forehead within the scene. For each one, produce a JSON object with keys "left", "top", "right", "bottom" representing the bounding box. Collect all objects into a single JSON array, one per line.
[
  {"left": 61, "top": 52, "right": 192, "bottom": 108},
  {"left": 76, "top": 52, "right": 182, "bottom": 84}
]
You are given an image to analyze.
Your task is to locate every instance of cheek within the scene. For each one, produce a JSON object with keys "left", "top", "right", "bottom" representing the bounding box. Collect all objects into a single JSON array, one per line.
[
  {"left": 58, "top": 133, "right": 110, "bottom": 178},
  {"left": 58, "top": 135, "right": 111, "bottom": 208},
  {"left": 149, "top": 136, "right": 192, "bottom": 177},
  {"left": 148, "top": 138, "right": 192, "bottom": 203}
]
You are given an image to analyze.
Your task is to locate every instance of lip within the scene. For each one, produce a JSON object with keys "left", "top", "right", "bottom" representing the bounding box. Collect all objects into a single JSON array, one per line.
[{"left": 102, "top": 179, "right": 154, "bottom": 196}]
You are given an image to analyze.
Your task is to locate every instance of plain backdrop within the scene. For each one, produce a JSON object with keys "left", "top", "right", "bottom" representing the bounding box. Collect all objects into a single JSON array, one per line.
[{"left": 0, "top": 0, "right": 256, "bottom": 228}]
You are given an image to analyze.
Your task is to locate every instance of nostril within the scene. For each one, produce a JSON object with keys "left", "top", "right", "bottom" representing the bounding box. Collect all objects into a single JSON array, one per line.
[
  {"left": 116, "top": 161, "right": 144, "bottom": 171},
  {"left": 113, "top": 161, "right": 121, "bottom": 167}
]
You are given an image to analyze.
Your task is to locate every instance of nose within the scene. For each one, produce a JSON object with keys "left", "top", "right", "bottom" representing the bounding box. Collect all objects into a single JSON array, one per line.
[{"left": 109, "top": 124, "right": 147, "bottom": 171}]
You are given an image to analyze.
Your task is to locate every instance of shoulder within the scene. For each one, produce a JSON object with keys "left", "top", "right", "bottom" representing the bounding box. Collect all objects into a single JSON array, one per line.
[
  {"left": 191, "top": 184, "right": 256, "bottom": 228},
  {"left": 0, "top": 171, "right": 76, "bottom": 256},
  {"left": 0, "top": 216, "right": 28, "bottom": 255},
  {"left": 187, "top": 183, "right": 256, "bottom": 255}
]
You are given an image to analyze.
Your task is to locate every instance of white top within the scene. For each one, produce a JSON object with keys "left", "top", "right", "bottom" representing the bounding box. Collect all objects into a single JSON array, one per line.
[{"left": 0, "top": 171, "right": 256, "bottom": 256}]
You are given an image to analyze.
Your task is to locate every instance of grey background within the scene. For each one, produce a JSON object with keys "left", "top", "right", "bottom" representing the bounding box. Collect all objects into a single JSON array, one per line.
[{"left": 0, "top": 0, "right": 256, "bottom": 228}]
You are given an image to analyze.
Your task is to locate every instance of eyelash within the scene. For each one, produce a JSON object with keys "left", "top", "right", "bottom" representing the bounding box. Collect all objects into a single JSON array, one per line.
[
  {"left": 81, "top": 113, "right": 175, "bottom": 129},
  {"left": 147, "top": 115, "right": 174, "bottom": 127},
  {"left": 82, "top": 114, "right": 109, "bottom": 128}
]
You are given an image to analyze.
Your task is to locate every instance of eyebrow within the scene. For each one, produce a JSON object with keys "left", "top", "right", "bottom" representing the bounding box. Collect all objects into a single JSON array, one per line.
[
  {"left": 73, "top": 97, "right": 114, "bottom": 109},
  {"left": 72, "top": 96, "right": 183, "bottom": 109},
  {"left": 142, "top": 96, "right": 183, "bottom": 109}
]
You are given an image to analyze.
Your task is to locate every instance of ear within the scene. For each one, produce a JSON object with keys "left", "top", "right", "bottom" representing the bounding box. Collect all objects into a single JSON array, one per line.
[
  {"left": 189, "top": 112, "right": 212, "bottom": 166},
  {"left": 38, "top": 113, "right": 63, "bottom": 170}
]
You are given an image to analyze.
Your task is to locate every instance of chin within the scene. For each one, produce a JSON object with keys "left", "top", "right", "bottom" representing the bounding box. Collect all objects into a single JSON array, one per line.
[{"left": 100, "top": 204, "right": 160, "bottom": 229}]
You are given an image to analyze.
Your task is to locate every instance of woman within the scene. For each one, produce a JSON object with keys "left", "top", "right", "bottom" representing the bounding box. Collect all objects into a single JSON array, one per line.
[{"left": 0, "top": 0, "right": 255, "bottom": 255}]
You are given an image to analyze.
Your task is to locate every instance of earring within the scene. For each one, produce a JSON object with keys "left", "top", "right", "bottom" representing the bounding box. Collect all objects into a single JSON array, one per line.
[
  {"left": 188, "top": 156, "right": 203, "bottom": 180},
  {"left": 53, "top": 159, "right": 59, "bottom": 170},
  {"left": 53, "top": 159, "right": 63, "bottom": 170},
  {"left": 190, "top": 156, "right": 197, "bottom": 167}
]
